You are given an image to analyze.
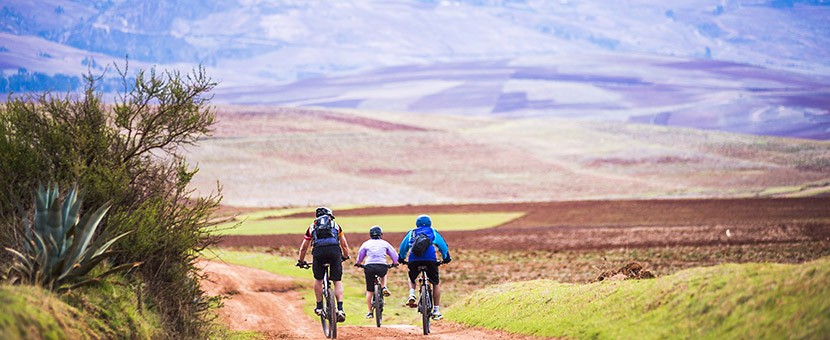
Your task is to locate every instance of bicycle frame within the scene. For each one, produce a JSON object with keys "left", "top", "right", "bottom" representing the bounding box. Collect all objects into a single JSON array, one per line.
[
  {"left": 356, "top": 263, "right": 394, "bottom": 327},
  {"left": 300, "top": 262, "right": 337, "bottom": 338},
  {"left": 405, "top": 260, "right": 442, "bottom": 335}
]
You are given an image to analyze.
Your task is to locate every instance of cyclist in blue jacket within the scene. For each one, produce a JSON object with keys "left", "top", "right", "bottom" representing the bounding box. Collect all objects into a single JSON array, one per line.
[{"left": 397, "top": 214, "right": 452, "bottom": 320}]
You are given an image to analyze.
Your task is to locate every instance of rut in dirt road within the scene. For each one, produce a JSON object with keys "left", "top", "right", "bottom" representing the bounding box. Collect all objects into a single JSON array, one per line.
[
  {"left": 198, "top": 259, "right": 558, "bottom": 340},
  {"left": 198, "top": 260, "right": 318, "bottom": 339}
]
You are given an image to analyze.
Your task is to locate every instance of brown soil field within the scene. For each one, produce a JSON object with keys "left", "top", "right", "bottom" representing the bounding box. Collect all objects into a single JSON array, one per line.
[
  {"left": 209, "top": 197, "right": 830, "bottom": 339},
  {"left": 220, "top": 197, "right": 830, "bottom": 252}
]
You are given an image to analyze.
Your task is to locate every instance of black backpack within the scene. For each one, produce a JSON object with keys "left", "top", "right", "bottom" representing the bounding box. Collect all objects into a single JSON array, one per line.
[
  {"left": 311, "top": 215, "right": 339, "bottom": 246},
  {"left": 411, "top": 231, "right": 431, "bottom": 256}
]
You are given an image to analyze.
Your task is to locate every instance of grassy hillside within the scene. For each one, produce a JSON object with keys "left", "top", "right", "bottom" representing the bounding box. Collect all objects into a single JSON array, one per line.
[
  {"left": 446, "top": 257, "right": 830, "bottom": 340},
  {"left": 184, "top": 106, "right": 830, "bottom": 208},
  {"left": 0, "top": 277, "right": 163, "bottom": 340}
]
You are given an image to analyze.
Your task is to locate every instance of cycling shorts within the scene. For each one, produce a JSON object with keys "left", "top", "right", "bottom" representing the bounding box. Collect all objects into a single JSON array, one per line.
[
  {"left": 312, "top": 245, "right": 343, "bottom": 281},
  {"left": 362, "top": 264, "right": 389, "bottom": 292},
  {"left": 407, "top": 260, "right": 439, "bottom": 285}
]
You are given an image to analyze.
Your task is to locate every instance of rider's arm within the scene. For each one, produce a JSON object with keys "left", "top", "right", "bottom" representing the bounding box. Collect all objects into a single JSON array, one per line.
[
  {"left": 355, "top": 245, "right": 368, "bottom": 265},
  {"left": 385, "top": 241, "right": 399, "bottom": 263},
  {"left": 398, "top": 229, "right": 413, "bottom": 259},
  {"left": 298, "top": 238, "right": 310, "bottom": 262},
  {"left": 432, "top": 230, "right": 450, "bottom": 260},
  {"left": 338, "top": 227, "right": 350, "bottom": 258}
]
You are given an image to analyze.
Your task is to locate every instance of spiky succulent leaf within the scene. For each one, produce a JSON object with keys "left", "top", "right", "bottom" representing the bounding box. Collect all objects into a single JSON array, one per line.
[
  {"left": 59, "top": 277, "right": 100, "bottom": 293},
  {"left": 84, "top": 230, "right": 132, "bottom": 263},
  {"left": 5, "top": 248, "right": 33, "bottom": 274},
  {"left": 6, "top": 183, "right": 136, "bottom": 292},
  {"left": 61, "top": 184, "right": 81, "bottom": 233},
  {"left": 57, "top": 251, "right": 118, "bottom": 283},
  {"left": 67, "top": 202, "right": 111, "bottom": 266},
  {"left": 34, "top": 187, "right": 50, "bottom": 238},
  {"left": 46, "top": 196, "right": 63, "bottom": 252}
]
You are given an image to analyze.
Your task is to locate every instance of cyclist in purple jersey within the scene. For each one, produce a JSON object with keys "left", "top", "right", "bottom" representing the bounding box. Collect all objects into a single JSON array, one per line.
[{"left": 354, "top": 225, "right": 399, "bottom": 319}]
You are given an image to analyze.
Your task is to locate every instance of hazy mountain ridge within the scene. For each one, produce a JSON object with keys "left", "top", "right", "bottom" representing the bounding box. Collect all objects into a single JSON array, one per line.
[
  {"left": 2, "top": 0, "right": 829, "bottom": 139},
  {"left": 2, "top": 0, "right": 830, "bottom": 82}
]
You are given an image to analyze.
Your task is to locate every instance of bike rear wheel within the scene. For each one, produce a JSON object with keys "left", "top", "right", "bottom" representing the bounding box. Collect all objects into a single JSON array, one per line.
[
  {"left": 374, "top": 282, "right": 383, "bottom": 327},
  {"left": 420, "top": 284, "right": 431, "bottom": 335},
  {"left": 328, "top": 288, "right": 338, "bottom": 338},
  {"left": 319, "top": 294, "right": 330, "bottom": 338}
]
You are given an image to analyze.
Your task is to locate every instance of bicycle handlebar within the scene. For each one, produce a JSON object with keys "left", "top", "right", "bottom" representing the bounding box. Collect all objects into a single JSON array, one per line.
[
  {"left": 296, "top": 256, "right": 351, "bottom": 269},
  {"left": 398, "top": 260, "right": 443, "bottom": 266}
]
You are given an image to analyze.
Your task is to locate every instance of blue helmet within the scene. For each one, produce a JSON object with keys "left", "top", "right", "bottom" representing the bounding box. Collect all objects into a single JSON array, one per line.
[{"left": 416, "top": 215, "right": 431, "bottom": 228}]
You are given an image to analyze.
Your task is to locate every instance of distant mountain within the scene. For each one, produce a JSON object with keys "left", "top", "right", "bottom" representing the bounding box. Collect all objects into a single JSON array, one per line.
[
  {"left": 1, "top": 0, "right": 829, "bottom": 139},
  {"left": 214, "top": 56, "right": 830, "bottom": 140},
  {"left": 3, "top": 0, "right": 830, "bottom": 83}
]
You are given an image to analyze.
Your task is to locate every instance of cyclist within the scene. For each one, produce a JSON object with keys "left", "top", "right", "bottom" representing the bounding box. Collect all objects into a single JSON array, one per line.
[
  {"left": 397, "top": 214, "right": 452, "bottom": 320},
  {"left": 354, "top": 225, "right": 399, "bottom": 319},
  {"left": 296, "top": 207, "right": 351, "bottom": 322}
]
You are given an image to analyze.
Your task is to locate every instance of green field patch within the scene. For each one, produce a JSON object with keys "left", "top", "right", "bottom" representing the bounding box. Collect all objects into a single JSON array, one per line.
[
  {"left": 206, "top": 248, "right": 311, "bottom": 279},
  {"left": 446, "top": 256, "right": 830, "bottom": 340},
  {"left": 757, "top": 186, "right": 803, "bottom": 197},
  {"left": 217, "top": 212, "right": 525, "bottom": 236}
]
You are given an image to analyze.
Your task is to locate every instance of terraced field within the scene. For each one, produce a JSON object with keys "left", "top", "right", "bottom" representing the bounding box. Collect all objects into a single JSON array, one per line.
[{"left": 183, "top": 106, "right": 830, "bottom": 208}]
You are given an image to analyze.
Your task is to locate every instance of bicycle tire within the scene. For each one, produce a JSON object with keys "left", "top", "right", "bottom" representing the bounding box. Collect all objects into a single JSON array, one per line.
[
  {"left": 374, "top": 282, "right": 383, "bottom": 327},
  {"left": 327, "top": 288, "right": 337, "bottom": 338},
  {"left": 421, "top": 284, "right": 431, "bottom": 335},
  {"left": 319, "top": 288, "right": 331, "bottom": 338}
]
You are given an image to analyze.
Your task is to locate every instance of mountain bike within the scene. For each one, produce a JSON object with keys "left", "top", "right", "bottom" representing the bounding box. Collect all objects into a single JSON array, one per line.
[
  {"left": 403, "top": 260, "right": 443, "bottom": 335},
  {"left": 355, "top": 263, "right": 395, "bottom": 327},
  {"left": 298, "top": 262, "right": 338, "bottom": 338}
]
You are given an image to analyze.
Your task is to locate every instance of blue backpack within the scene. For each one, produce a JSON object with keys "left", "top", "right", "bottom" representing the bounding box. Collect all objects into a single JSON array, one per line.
[{"left": 311, "top": 215, "right": 339, "bottom": 246}]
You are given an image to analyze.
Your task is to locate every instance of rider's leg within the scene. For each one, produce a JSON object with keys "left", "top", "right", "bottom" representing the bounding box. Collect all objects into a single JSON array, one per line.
[
  {"left": 334, "top": 280, "right": 344, "bottom": 302},
  {"left": 314, "top": 279, "right": 324, "bottom": 302},
  {"left": 365, "top": 291, "right": 373, "bottom": 312},
  {"left": 433, "top": 283, "right": 440, "bottom": 307}
]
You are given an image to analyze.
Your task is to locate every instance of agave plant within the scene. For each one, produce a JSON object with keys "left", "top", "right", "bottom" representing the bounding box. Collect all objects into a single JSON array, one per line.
[{"left": 4, "top": 183, "right": 141, "bottom": 292}]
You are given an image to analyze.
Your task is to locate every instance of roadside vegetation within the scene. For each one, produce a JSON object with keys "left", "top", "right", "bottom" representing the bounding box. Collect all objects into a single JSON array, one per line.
[
  {"left": 0, "top": 64, "right": 226, "bottom": 339},
  {"left": 0, "top": 274, "right": 162, "bottom": 340},
  {"left": 446, "top": 256, "right": 830, "bottom": 339}
]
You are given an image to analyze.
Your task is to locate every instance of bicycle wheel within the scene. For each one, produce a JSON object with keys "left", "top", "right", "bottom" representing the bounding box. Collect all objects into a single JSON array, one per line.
[
  {"left": 327, "top": 288, "right": 338, "bottom": 338},
  {"left": 374, "top": 282, "right": 383, "bottom": 327},
  {"left": 420, "top": 284, "right": 431, "bottom": 335},
  {"left": 320, "top": 292, "right": 331, "bottom": 338}
]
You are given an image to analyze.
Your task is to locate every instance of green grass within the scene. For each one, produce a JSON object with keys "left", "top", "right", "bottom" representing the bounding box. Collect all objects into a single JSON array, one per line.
[
  {"left": 445, "top": 256, "right": 830, "bottom": 340},
  {"left": 216, "top": 212, "right": 525, "bottom": 236},
  {"left": 0, "top": 284, "right": 85, "bottom": 340},
  {"left": 757, "top": 186, "right": 803, "bottom": 196},
  {"left": 208, "top": 249, "right": 426, "bottom": 327},
  {"left": 0, "top": 276, "right": 164, "bottom": 340}
]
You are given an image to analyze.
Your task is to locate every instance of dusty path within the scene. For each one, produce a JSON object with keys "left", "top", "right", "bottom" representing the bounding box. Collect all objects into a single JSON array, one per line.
[{"left": 198, "top": 259, "right": 555, "bottom": 340}]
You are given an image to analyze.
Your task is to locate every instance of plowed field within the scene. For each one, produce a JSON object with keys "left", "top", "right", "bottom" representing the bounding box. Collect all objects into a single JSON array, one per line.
[{"left": 219, "top": 197, "right": 830, "bottom": 252}]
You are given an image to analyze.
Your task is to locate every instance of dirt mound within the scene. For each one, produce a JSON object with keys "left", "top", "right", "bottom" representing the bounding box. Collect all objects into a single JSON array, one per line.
[{"left": 596, "top": 262, "right": 655, "bottom": 281}]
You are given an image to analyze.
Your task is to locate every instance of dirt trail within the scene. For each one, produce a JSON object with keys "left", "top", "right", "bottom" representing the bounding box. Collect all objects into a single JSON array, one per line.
[{"left": 198, "top": 259, "right": 554, "bottom": 340}]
